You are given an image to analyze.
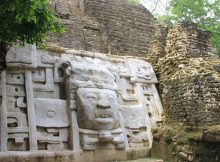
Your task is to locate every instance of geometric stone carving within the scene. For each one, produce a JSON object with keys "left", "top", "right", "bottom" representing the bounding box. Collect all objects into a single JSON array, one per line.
[
  {"left": 37, "top": 50, "right": 55, "bottom": 68},
  {"left": 16, "top": 97, "right": 27, "bottom": 108},
  {"left": 7, "top": 108, "right": 29, "bottom": 150},
  {"left": 32, "top": 69, "right": 46, "bottom": 82},
  {"left": 127, "top": 59, "right": 158, "bottom": 84},
  {"left": 79, "top": 128, "right": 125, "bottom": 151},
  {"left": 1, "top": 45, "right": 163, "bottom": 154},
  {"left": 33, "top": 68, "right": 54, "bottom": 92},
  {"left": 37, "top": 127, "right": 69, "bottom": 150},
  {"left": 35, "top": 98, "right": 68, "bottom": 127},
  {"left": 6, "top": 45, "right": 37, "bottom": 68},
  {"left": 6, "top": 85, "right": 25, "bottom": 97},
  {"left": 6, "top": 73, "right": 24, "bottom": 85},
  {"left": 142, "top": 84, "right": 164, "bottom": 127},
  {"left": 120, "top": 104, "right": 153, "bottom": 148}
]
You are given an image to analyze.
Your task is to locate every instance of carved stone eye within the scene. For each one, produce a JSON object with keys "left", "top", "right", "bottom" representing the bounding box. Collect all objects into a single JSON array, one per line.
[{"left": 86, "top": 94, "right": 97, "bottom": 101}]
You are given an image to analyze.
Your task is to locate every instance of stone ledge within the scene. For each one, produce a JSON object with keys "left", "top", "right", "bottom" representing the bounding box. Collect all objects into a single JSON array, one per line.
[{"left": 0, "top": 148, "right": 150, "bottom": 162}]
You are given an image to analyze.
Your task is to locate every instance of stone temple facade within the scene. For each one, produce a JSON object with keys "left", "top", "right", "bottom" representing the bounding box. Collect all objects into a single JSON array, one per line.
[
  {"left": 0, "top": 1, "right": 163, "bottom": 161},
  {"left": 0, "top": 1, "right": 161, "bottom": 161},
  {"left": 0, "top": 45, "right": 163, "bottom": 161},
  {"left": 0, "top": 0, "right": 219, "bottom": 162}
]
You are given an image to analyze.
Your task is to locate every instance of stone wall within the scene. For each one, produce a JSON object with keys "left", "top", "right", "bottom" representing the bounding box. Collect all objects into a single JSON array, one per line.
[
  {"left": 81, "top": 0, "right": 157, "bottom": 56},
  {"left": 148, "top": 22, "right": 220, "bottom": 162},
  {"left": 152, "top": 125, "right": 220, "bottom": 162},
  {"left": 163, "top": 69, "right": 220, "bottom": 129},
  {"left": 181, "top": 22, "right": 218, "bottom": 58},
  {"left": 47, "top": 0, "right": 156, "bottom": 56},
  {"left": 147, "top": 25, "right": 168, "bottom": 72},
  {"left": 47, "top": 0, "right": 105, "bottom": 52},
  {"left": 155, "top": 22, "right": 220, "bottom": 128}
]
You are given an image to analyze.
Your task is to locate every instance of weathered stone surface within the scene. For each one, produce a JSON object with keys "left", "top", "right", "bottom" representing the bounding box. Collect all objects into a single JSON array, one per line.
[
  {"left": 6, "top": 45, "right": 37, "bottom": 68},
  {"left": 77, "top": 88, "right": 120, "bottom": 130},
  {"left": 0, "top": 45, "right": 163, "bottom": 161},
  {"left": 148, "top": 22, "right": 220, "bottom": 162},
  {"left": 47, "top": 0, "right": 156, "bottom": 56},
  {"left": 35, "top": 98, "right": 68, "bottom": 127},
  {"left": 0, "top": 149, "right": 152, "bottom": 162}
]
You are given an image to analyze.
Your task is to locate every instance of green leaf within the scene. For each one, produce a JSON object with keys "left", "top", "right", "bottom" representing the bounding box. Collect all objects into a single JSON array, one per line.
[
  {"left": 158, "top": 0, "right": 220, "bottom": 56},
  {"left": 0, "top": 0, "right": 63, "bottom": 45}
]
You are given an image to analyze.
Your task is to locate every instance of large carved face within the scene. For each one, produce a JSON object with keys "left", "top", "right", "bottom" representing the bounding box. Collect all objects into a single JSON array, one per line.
[{"left": 77, "top": 88, "right": 120, "bottom": 130}]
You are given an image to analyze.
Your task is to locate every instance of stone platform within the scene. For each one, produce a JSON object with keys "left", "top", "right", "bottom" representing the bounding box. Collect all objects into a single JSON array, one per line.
[{"left": 0, "top": 148, "right": 150, "bottom": 162}]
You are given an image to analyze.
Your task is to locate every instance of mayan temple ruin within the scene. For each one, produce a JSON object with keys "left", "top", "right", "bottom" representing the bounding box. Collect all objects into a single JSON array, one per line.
[{"left": 0, "top": 0, "right": 219, "bottom": 162}]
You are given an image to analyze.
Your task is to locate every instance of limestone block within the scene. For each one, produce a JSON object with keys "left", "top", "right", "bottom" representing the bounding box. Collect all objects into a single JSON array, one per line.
[
  {"left": 6, "top": 45, "right": 37, "bottom": 68},
  {"left": 35, "top": 98, "right": 68, "bottom": 127}
]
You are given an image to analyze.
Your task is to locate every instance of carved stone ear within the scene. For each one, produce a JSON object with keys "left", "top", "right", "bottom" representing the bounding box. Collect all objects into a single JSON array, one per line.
[
  {"left": 62, "top": 61, "right": 70, "bottom": 69},
  {"left": 62, "top": 61, "right": 72, "bottom": 76}
]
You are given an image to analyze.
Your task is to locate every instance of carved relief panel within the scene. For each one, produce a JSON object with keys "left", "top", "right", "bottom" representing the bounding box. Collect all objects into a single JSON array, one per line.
[
  {"left": 6, "top": 72, "right": 29, "bottom": 151},
  {"left": 0, "top": 45, "right": 163, "bottom": 152}
]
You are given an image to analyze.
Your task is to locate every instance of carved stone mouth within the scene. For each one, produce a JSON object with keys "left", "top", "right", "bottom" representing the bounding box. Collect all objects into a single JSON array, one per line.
[
  {"left": 95, "top": 118, "right": 113, "bottom": 124},
  {"left": 95, "top": 110, "right": 114, "bottom": 124},
  {"left": 95, "top": 110, "right": 114, "bottom": 118}
]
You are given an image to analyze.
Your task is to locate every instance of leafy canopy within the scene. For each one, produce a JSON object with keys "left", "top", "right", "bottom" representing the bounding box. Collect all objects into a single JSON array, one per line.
[
  {"left": 158, "top": 0, "right": 220, "bottom": 55},
  {"left": 0, "top": 0, "right": 63, "bottom": 45}
]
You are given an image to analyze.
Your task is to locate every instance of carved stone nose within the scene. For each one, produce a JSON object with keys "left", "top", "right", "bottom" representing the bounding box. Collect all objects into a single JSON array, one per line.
[{"left": 97, "top": 94, "right": 111, "bottom": 109}]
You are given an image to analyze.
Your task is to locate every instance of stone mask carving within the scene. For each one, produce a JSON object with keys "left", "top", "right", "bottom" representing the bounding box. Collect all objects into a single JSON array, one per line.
[
  {"left": 1, "top": 45, "right": 163, "bottom": 154},
  {"left": 76, "top": 88, "right": 120, "bottom": 131}
]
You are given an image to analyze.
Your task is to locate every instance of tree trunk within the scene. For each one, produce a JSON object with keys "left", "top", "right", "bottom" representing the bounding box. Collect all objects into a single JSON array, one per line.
[{"left": 0, "top": 42, "right": 7, "bottom": 71}]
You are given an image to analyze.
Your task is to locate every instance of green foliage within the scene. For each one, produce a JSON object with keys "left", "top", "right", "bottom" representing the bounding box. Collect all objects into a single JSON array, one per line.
[
  {"left": 0, "top": 0, "right": 63, "bottom": 45},
  {"left": 158, "top": 0, "right": 220, "bottom": 55}
]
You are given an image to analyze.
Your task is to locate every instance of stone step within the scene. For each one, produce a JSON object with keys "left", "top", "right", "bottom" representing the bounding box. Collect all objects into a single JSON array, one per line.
[{"left": 119, "top": 158, "right": 163, "bottom": 162}]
